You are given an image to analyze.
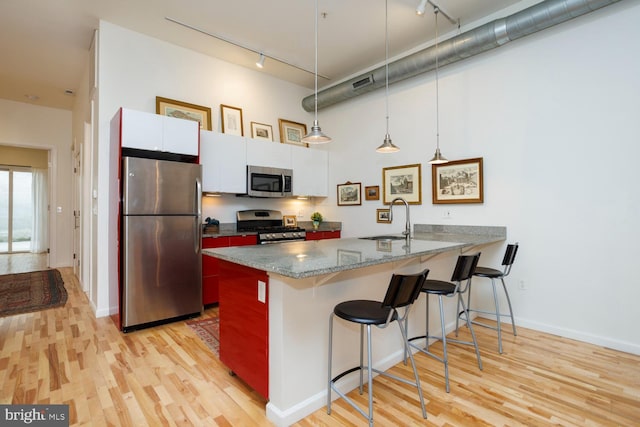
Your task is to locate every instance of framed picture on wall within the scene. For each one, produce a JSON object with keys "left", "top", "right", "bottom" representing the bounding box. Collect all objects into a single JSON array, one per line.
[
  {"left": 251, "top": 122, "right": 273, "bottom": 141},
  {"left": 382, "top": 164, "right": 422, "bottom": 205},
  {"left": 278, "top": 119, "right": 308, "bottom": 147},
  {"left": 376, "top": 209, "right": 391, "bottom": 223},
  {"left": 432, "top": 157, "right": 484, "bottom": 204},
  {"left": 156, "top": 96, "right": 212, "bottom": 130},
  {"left": 365, "top": 185, "right": 380, "bottom": 201},
  {"left": 220, "top": 104, "right": 244, "bottom": 136},
  {"left": 337, "top": 182, "right": 361, "bottom": 206}
]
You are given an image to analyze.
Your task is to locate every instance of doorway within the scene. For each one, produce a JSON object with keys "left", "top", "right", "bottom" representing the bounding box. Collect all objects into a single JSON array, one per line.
[{"left": 0, "top": 146, "right": 50, "bottom": 274}]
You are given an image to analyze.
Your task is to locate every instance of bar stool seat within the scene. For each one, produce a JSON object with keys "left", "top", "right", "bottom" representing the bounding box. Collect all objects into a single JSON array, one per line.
[
  {"left": 407, "top": 254, "right": 483, "bottom": 393},
  {"left": 328, "top": 269, "right": 429, "bottom": 426}
]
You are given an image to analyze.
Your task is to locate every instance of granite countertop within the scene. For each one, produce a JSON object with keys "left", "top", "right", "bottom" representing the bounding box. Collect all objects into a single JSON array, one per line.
[{"left": 203, "top": 225, "right": 506, "bottom": 279}]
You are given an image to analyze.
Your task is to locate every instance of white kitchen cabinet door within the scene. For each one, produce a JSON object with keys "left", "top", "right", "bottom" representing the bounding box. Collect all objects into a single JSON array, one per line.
[
  {"left": 163, "top": 115, "right": 199, "bottom": 156},
  {"left": 120, "top": 108, "right": 163, "bottom": 151},
  {"left": 200, "top": 131, "right": 247, "bottom": 193},
  {"left": 119, "top": 108, "right": 199, "bottom": 156},
  {"left": 245, "top": 138, "right": 292, "bottom": 170},
  {"left": 292, "top": 146, "right": 328, "bottom": 197}
]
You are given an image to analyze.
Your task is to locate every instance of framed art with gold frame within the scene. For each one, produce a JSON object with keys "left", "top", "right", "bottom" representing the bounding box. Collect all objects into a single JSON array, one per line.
[
  {"left": 251, "top": 122, "right": 273, "bottom": 141},
  {"left": 220, "top": 104, "right": 244, "bottom": 136},
  {"left": 283, "top": 215, "right": 297, "bottom": 227},
  {"left": 432, "top": 157, "right": 484, "bottom": 204},
  {"left": 382, "top": 164, "right": 422, "bottom": 205},
  {"left": 376, "top": 208, "right": 391, "bottom": 223},
  {"left": 278, "top": 119, "right": 308, "bottom": 147},
  {"left": 156, "top": 96, "right": 212, "bottom": 130},
  {"left": 365, "top": 185, "right": 380, "bottom": 201}
]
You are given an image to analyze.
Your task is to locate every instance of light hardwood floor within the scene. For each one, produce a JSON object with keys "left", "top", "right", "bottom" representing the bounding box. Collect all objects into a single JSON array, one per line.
[{"left": 1, "top": 267, "right": 639, "bottom": 426}]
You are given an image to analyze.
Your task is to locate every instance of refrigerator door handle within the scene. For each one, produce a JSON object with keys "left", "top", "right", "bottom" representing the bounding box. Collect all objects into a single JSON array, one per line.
[{"left": 196, "top": 178, "right": 202, "bottom": 254}]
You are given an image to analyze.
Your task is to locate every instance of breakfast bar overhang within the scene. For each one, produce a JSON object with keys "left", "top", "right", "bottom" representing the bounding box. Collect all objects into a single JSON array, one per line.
[{"left": 204, "top": 225, "right": 506, "bottom": 426}]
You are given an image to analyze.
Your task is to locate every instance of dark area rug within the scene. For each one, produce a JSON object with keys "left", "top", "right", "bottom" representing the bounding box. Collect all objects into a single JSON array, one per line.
[
  {"left": 0, "top": 269, "right": 67, "bottom": 317},
  {"left": 186, "top": 317, "right": 219, "bottom": 357}
]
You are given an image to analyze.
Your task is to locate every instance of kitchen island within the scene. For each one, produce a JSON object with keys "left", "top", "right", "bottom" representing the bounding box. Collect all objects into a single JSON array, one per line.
[{"left": 204, "top": 224, "right": 506, "bottom": 426}]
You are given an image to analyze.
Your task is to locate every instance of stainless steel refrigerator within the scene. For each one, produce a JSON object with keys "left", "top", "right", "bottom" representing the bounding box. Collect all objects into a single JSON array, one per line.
[{"left": 121, "top": 156, "right": 202, "bottom": 331}]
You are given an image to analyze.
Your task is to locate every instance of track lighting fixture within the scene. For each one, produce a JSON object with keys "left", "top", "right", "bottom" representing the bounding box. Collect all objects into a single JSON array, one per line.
[
  {"left": 416, "top": 0, "right": 428, "bottom": 16},
  {"left": 302, "top": 0, "right": 332, "bottom": 144},
  {"left": 256, "top": 53, "right": 265, "bottom": 68}
]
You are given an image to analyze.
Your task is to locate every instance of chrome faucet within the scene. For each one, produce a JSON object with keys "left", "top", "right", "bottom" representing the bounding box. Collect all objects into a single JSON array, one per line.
[{"left": 389, "top": 197, "right": 411, "bottom": 239}]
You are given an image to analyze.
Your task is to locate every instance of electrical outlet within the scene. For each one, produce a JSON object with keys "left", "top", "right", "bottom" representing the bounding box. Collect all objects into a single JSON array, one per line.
[{"left": 518, "top": 280, "right": 527, "bottom": 290}]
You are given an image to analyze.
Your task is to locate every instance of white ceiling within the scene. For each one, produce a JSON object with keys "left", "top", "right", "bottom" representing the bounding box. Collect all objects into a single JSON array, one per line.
[{"left": 0, "top": 0, "right": 538, "bottom": 111}]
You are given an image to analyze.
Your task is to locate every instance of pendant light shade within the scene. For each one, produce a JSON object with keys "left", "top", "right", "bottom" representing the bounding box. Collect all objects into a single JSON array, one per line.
[
  {"left": 428, "top": 7, "right": 448, "bottom": 164},
  {"left": 376, "top": 0, "right": 399, "bottom": 153},
  {"left": 302, "top": 0, "right": 331, "bottom": 144}
]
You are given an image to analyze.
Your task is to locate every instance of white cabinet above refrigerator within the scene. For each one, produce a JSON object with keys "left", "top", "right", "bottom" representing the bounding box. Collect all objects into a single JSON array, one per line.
[{"left": 116, "top": 108, "right": 199, "bottom": 156}]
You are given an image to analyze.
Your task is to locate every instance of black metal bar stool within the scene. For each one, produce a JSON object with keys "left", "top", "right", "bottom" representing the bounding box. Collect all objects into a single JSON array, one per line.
[
  {"left": 458, "top": 243, "right": 519, "bottom": 353},
  {"left": 327, "top": 269, "right": 429, "bottom": 426},
  {"left": 407, "top": 254, "right": 482, "bottom": 393}
]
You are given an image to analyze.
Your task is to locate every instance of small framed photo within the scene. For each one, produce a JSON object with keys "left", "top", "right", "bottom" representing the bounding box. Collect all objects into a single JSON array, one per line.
[
  {"left": 283, "top": 215, "right": 297, "bottom": 227},
  {"left": 382, "top": 164, "right": 422, "bottom": 205},
  {"left": 251, "top": 122, "right": 273, "bottom": 141},
  {"left": 376, "top": 208, "right": 391, "bottom": 223},
  {"left": 278, "top": 119, "right": 308, "bottom": 147},
  {"left": 365, "top": 185, "right": 380, "bottom": 201},
  {"left": 156, "top": 96, "right": 212, "bottom": 130},
  {"left": 432, "top": 157, "right": 484, "bottom": 204},
  {"left": 337, "top": 182, "right": 362, "bottom": 206},
  {"left": 220, "top": 104, "right": 244, "bottom": 136}
]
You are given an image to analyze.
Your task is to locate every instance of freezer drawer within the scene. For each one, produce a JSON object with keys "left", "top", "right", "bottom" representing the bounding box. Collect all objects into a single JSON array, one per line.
[{"left": 122, "top": 215, "right": 202, "bottom": 328}]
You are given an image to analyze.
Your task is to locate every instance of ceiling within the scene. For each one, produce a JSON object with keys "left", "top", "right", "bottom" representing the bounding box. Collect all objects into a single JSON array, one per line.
[{"left": 0, "top": 0, "right": 538, "bottom": 111}]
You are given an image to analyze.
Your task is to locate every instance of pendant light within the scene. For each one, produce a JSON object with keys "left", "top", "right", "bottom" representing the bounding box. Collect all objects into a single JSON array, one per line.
[
  {"left": 376, "top": 0, "right": 400, "bottom": 153},
  {"left": 428, "top": 7, "right": 448, "bottom": 164},
  {"left": 302, "top": 0, "right": 331, "bottom": 144}
]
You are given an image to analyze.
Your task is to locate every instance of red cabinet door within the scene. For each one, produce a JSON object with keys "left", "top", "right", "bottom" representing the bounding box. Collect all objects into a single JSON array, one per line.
[
  {"left": 229, "top": 234, "right": 257, "bottom": 246},
  {"left": 218, "top": 260, "right": 269, "bottom": 399},
  {"left": 305, "top": 230, "right": 341, "bottom": 240},
  {"left": 202, "top": 237, "right": 229, "bottom": 305}
]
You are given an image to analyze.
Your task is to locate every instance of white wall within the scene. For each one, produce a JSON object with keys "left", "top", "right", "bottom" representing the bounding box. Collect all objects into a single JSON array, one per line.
[
  {"left": 316, "top": 1, "right": 640, "bottom": 353},
  {"left": 0, "top": 99, "right": 73, "bottom": 268},
  {"left": 95, "top": 21, "right": 315, "bottom": 316}
]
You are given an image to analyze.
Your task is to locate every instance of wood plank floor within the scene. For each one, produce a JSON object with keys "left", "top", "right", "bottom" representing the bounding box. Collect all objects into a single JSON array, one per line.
[{"left": 1, "top": 267, "right": 639, "bottom": 426}]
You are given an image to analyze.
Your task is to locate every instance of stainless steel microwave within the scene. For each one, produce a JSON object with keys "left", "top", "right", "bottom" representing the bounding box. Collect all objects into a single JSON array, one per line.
[{"left": 246, "top": 165, "right": 293, "bottom": 197}]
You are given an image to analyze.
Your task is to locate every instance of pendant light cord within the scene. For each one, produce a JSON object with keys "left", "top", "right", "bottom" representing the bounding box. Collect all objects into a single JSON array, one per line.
[
  {"left": 435, "top": 8, "right": 440, "bottom": 151},
  {"left": 385, "top": 0, "right": 390, "bottom": 135},
  {"left": 313, "top": 0, "right": 319, "bottom": 120}
]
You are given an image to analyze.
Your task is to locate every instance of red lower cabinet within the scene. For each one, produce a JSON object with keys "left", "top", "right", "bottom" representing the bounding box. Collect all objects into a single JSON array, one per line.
[
  {"left": 305, "top": 230, "right": 341, "bottom": 240},
  {"left": 218, "top": 260, "right": 269, "bottom": 399},
  {"left": 202, "top": 235, "right": 258, "bottom": 305}
]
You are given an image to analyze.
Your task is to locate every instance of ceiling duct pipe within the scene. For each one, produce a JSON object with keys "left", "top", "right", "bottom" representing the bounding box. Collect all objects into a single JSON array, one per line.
[{"left": 302, "top": 0, "right": 620, "bottom": 112}]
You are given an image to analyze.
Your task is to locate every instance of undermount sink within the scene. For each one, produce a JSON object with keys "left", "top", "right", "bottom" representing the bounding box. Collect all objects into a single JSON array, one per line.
[{"left": 359, "top": 235, "right": 408, "bottom": 241}]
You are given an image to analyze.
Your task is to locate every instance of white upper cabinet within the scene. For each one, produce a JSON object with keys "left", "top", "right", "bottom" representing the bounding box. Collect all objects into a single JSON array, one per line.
[
  {"left": 200, "top": 131, "right": 247, "bottom": 193},
  {"left": 246, "top": 138, "right": 292, "bottom": 170},
  {"left": 119, "top": 108, "right": 199, "bottom": 156},
  {"left": 292, "top": 147, "right": 328, "bottom": 197}
]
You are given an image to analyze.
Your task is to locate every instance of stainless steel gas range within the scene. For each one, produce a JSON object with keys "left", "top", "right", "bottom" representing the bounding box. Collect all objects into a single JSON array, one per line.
[{"left": 236, "top": 210, "right": 306, "bottom": 244}]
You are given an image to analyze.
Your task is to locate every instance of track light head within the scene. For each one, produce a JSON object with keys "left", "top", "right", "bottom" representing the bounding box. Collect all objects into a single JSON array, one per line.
[
  {"left": 416, "top": 0, "right": 428, "bottom": 16},
  {"left": 256, "top": 53, "right": 265, "bottom": 68}
]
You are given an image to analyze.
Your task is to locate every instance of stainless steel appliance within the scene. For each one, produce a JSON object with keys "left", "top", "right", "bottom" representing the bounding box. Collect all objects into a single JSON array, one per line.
[
  {"left": 245, "top": 165, "right": 293, "bottom": 198},
  {"left": 237, "top": 209, "right": 306, "bottom": 244},
  {"left": 121, "top": 156, "right": 202, "bottom": 331}
]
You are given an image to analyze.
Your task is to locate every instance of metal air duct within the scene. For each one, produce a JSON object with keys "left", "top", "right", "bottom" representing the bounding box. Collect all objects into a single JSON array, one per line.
[{"left": 302, "top": 0, "right": 620, "bottom": 111}]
